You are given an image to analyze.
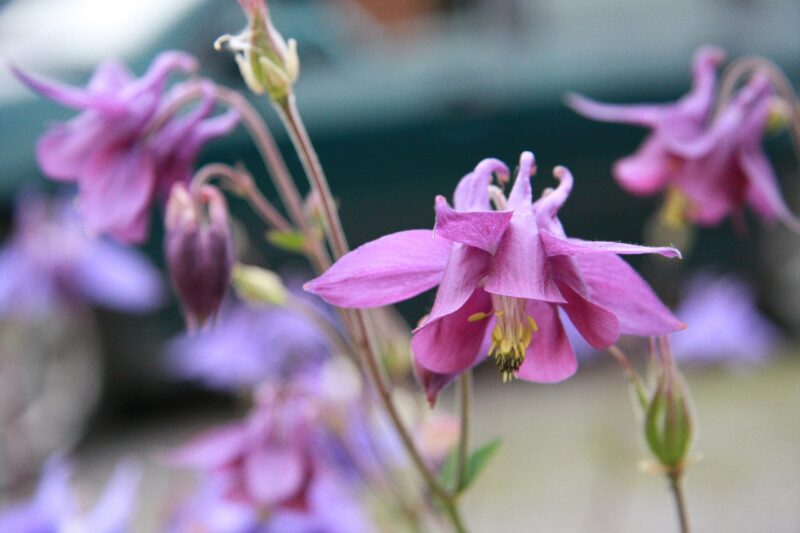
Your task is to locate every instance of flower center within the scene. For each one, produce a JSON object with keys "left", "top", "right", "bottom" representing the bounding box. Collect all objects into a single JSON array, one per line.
[{"left": 485, "top": 295, "right": 538, "bottom": 382}]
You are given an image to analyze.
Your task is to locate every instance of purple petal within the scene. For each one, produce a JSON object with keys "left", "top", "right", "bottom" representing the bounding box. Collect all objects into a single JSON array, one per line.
[
  {"left": 411, "top": 288, "right": 492, "bottom": 374},
  {"left": 10, "top": 65, "right": 124, "bottom": 113},
  {"left": 244, "top": 446, "right": 305, "bottom": 506},
  {"left": 612, "top": 136, "right": 673, "bottom": 196},
  {"left": 304, "top": 230, "right": 452, "bottom": 308},
  {"left": 533, "top": 165, "right": 574, "bottom": 224},
  {"left": 72, "top": 239, "right": 165, "bottom": 312},
  {"left": 86, "top": 60, "right": 133, "bottom": 94},
  {"left": 575, "top": 253, "right": 685, "bottom": 336},
  {"left": 433, "top": 195, "right": 512, "bottom": 253},
  {"left": 453, "top": 158, "right": 509, "bottom": 211},
  {"left": 540, "top": 231, "right": 681, "bottom": 259},
  {"left": 125, "top": 51, "right": 197, "bottom": 99},
  {"left": 35, "top": 115, "right": 109, "bottom": 181},
  {"left": 484, "top": 216, "right": 565, "bottom": 303},
  {"left": 517, "top": 301, "right": 577, "bottom": 382},
  {"left": 84, "top": 460, "right": 142, "bottom": 533}
]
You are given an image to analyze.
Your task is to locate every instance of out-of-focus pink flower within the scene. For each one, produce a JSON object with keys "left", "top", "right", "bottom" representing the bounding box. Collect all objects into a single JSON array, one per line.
[
  {"left": 12, "top": 53, "right": 238, "bottom": 242},
  {"left": 165, "top": 183, "right": 234, "bottom": 329},
  {"left": 307, "top": 152, "right": 683, "bottom": 391},
  {"left": 671, "top": 273, "right": 780, "bottom": 366},
  {"left": 568, "top": 46, "right": 799, "bottom": 229},
  {"left": 0, "top": 456, "right": 141, "bottom": 533},
  {"left": 0, "top": 192, "right": 165, "bottom": 317}
]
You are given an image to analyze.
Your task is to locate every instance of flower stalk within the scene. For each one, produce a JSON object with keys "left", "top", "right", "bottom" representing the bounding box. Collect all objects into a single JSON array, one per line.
[{"left": 452, "top": 371, "right": 472, "bottom": 495}]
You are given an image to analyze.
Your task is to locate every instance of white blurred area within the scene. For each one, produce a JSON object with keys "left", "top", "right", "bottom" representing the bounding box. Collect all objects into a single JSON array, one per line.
[{"left": 0, "top": 0, "right": 202, "bottom": 103}]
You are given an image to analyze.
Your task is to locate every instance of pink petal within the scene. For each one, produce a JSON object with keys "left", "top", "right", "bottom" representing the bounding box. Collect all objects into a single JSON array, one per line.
[
  {"left": 612, "top": 136, "right": 673, "bottom": 196},
  {"left": 506, "top": 151, "right": 536, "bottom": 211},
  {"left": 433, "top": 196, "right": 512, "bottom": 254},
  {"left": 10, "top": 65, "right": 124, "bottom": 113},
  {"left": 740, "top": 145, "right": 800, "bottom": 230},
  {"left": 126, "top": 51, "right": 197, "bottom": 99},
  {"left": 427, "top": 243, "right": 492, "bottom": 322},
  {"left": 168, "top": 424, "right": 249, "bottom": 468},
  {"left": 411, "top": 288, "right": 492, "bottom": 374},
  {"left": 453, "top": 158, "right": 509, "bottom": 211},
  {"left": 557, "top": 281, "right": 620, "bottom": 349},
  {"left": 77, "top": 143, "right": 157, "bottom": 242},
  {"left": 304, "top": 230, "right": 452, "bottom": 308},
  {"left": 484, "top": 217, "right": 564, "bottom": 303},
  {"left": 517, "top": 300, "right": 577, "bottom": 383},
  {"left": 540, "top": 231, "right": 681, "bottom": 259},
  {"left": 575, "top": 253, "right": 685, "bottom": 336},
  {"left": 566, "top": 93, "right": 663, "bottom": 126},
  {"left": 244, "top": 446, "right": 305, "bottom": 506},
  {"left": 35, "top": 116, "right": 108, "bottom": 181},
  {"left": 533, "top": 165, "right": 574, "bottom": 224}
]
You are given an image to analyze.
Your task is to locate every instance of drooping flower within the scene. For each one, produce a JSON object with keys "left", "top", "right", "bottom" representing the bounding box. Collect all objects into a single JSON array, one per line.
[
  {"left": 0, "top": 456, "right": 141, "bottom": 533},
  {"left": 568, "top": 46, "right": 799, "bottom": 229},
  {"left": 168, "top": 381, "right": 371, "bottom": 532},
  {"left": 670, "top": 273, "right": 780, "bottom": 366},
  {"left": 165, "top": 183, "right": 234, "bottom": 329},
  {"left": 306, "top": 152, "right": 684, "bottom": 390},
  {"left": 12, "top": 53, "right": 238, "bottom": 242},
  {"left": 0, "top": 192, "right": 165, "bottom": 318}
]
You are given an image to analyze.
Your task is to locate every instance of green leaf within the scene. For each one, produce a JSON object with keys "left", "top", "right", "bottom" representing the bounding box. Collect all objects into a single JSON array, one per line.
[
  {"left": 266, "top": 230, "right": 307, "bottom": 253},
  {"left": 460, "top": 438, "right": 502, "bottom": 491}
]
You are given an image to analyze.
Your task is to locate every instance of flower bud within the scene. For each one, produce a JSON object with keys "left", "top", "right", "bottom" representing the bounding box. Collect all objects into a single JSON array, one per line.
[
  {"left": 165, "top": 183, "right": 234, "bottom": 329},
  {"left": 644, "top": 358, "right": 694, "bottom": 474},
  {"left": 215, "top": 0, "right": 300, "bottom": 102},
  {"left": 230, "top": 263, "right": 287, "bottom": 306}
]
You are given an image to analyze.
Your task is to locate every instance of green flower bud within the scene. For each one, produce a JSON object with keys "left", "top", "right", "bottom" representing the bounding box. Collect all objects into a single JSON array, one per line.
[
  {"left": 644, "top": 360, "right": 694, "bottom": 474},
  {"left": 231, "top": 263, "right": 287, "bottom": 306}
]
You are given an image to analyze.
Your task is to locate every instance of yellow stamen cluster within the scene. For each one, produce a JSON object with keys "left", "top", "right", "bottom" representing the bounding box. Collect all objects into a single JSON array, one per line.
[
  {"left": 660, "top": 185, "right": 691, "bottom": 230},
  {"left": 478, "top": 295, "right": 539, "bottom": 382}
]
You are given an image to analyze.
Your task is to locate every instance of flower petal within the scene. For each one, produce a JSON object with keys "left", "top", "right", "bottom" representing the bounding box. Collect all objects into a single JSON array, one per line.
[
  {"left": 740, "top": 144, "right": 800, "bottom": 230},
  {"left": 557, "top": 281, "right": 620, "bottom": 349},
  {"left": 484, "top": 217, "right": 565, "bottom": 303},
  {"left": 453, "top": 158, "right": 508, "bottom": 212},
  {"left": 517, "top": 301, "right": 577, "bottom": 383},
  {"left": 83, "top": 460, "right": 142, "bottom": 533},
  {"left": 427, "top": 243, "right": 492, "bottom": 322},
  {"left": 534, "top": 165, "right": 574, "bottom": 225},
  {"left": 304, "top": 230, "right": 452, "bottom": 308},
  {"left": 506, "top": 151, "right": 536, "bottom": 211},
  {"left": 411, "top": 288, "right": 492, "bottom": 374},
  {"left": 540, "top": 231, "right": 681, "bottom": 259},
  {"left": 434, "top": 196, "right": 512, "bottom": 254},
  {"left": 574, "top": 252, "right": 685, "bottom": 336},
  {"left": 167, "top": 424, "right": 249, "bottom": 468},
  {"left": 77, "top": 143, "right": 156, "bottom": 242},
  {"left": 566, "top": 93, "right": 663, "bottom": 126},
  {"left": 244, "top": 446, "right": 305, "bottom": 506},
  {"left": 10, "top": 65, "right": 124, "bottom": 113},
  {"left": 35, "top": 116, "right": 108, "bottom": 181},
  {"left": 612, "top": 136, "right": 673, "bottom": 196}
]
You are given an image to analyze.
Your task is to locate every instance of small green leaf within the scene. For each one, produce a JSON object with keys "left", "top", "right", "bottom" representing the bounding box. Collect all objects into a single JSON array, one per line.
[
  {"left": 266, "top": 230, "right": 307, "bottom": 253},
  {"left": 460, "top": 438, "right": 502, "bottom": 491}
]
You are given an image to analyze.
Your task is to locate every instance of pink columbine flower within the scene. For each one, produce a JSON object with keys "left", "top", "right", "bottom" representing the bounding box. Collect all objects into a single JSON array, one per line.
[
  {"left": 165, "top": 183, "right": 234, "bottom": 329},
  {"left": 12, "top": 53, "right": 238, "bottom": 242},
  {"left": 306, "top": 152, "right": 684, "bottom": 388},
  {"left": 568, "top": 46, "right": 799, "bottom": 229}
]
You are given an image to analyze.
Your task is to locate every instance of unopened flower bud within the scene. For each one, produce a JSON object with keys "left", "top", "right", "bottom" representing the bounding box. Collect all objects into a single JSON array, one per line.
[
  {"left": 165, "top": 183, "right": 234, "bottom": 329},
  {"left": 215, "top": 0, "right": 299, "bottom": 102},
  {"left": 231, "top": 263, "right": 287, "bottom": 306},
  {"left": 765, "top": 96, "right": 792, "bottom": 134},
  {"left": 644, "top": 358, "right": 694, "bottom": 475}
]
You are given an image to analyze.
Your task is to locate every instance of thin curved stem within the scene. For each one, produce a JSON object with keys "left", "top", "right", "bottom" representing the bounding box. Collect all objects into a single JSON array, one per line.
[
  {"left": 452, "top": 372, "right": 472, "bottom": 494},
  {"left": 607, "top": 344, "right": 648, "bottom": 410},
  {"left": 190, "top": 163, "right": 292, "bottom": 232},
  {"left": 668, "top": 472, "right": 690, "bottom": 533},
  {"left": 283, "top": 295, "right": 354, "bottom": 359}
]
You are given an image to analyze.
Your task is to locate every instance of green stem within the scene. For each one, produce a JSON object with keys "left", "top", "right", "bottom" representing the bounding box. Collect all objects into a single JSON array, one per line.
[
  {"left": 275, "top": 94, "right": 466, "bottom": 532},
  {"left": 668, "top": 472, "right": 690, "bottom": 533},
  {"left": 452, "top": 372, "right": 472, "bottom": 494}
]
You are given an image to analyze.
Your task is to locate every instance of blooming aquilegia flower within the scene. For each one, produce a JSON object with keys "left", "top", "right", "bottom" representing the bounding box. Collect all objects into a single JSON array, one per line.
[
  {"left": 0, "top": 456, "right": 141, "bottom": 533},
  {"left": 165, "top": 183, "right": 235, "bottom": 329},
  {"left": 12, "top": 52, "right": 239, "bottom": 242},
  {"left": 306, "top": 152, "right": 684, "bottom": 392},
  {"left": 670, "top": 273, "right": 780, "bottom": 366},
  {"left": 568, "top": 46, "right": 800, "bottom": 230},
  {"left": 0, "top": 192, "right": 165, "bottom": 318}
]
